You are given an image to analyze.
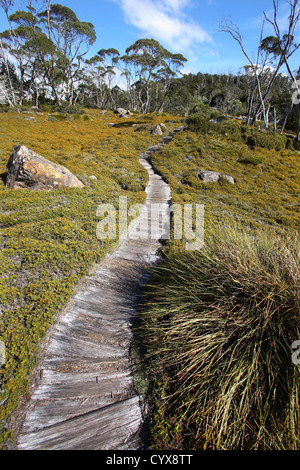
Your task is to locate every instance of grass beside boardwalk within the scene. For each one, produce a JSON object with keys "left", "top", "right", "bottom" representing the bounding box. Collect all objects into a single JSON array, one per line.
[
  {"left": 0, "top": 107, "right": 181, "bottom": 444},
  {"left": 141, "top": 226, "right": 300, "bottom": 450},
  {"left": 138, "top": 117, "right": 300, "bottom": 450}
]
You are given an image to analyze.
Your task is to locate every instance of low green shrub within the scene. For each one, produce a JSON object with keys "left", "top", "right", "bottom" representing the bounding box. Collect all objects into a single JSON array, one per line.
[
  {"left": 186, "top": 115, "right": 288, "bottom": 151},
  {"left": 188, "top": 102, "right": 212, "bottom": 118},
  {"left": 48, "top": 113, "right": 66, "bottom": 122},
  {"left": 186, "top": 114, "right": 210, "bottom": 134},
  {"left": 238, "top": 155, "right": 263, "bottom": 165},
  {"left": 246, "top": 130, "right": 287, "bottom": 151},
  {"left": 247, "top": 134, "right": 257, "bottom": 148},
  {"left": 53, "top": 103, "right": 85, "bottom": 115},
  {"left": 218, "top": 120, "right": 242, "bottom": 142}
]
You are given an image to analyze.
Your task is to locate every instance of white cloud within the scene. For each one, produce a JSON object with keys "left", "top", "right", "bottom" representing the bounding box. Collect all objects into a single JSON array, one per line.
[
  {"left": 115, "top": 0, "right": 213, "bottom": 53},
  {"left": 160, "top": 0, "right": 191, "bottom": 14}
]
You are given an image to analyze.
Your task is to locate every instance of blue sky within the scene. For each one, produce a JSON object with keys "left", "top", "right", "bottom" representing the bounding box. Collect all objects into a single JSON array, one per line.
[{"left": 1, "top": 0, "right": 300, "bottom": 76}]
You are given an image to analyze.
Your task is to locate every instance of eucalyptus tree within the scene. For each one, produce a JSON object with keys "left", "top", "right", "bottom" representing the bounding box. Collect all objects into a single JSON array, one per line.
[
  {"left": 262, "top": 0, "right": 300, "bottom": 138},
  {"left": 97, "top": 48, "right": 120, "bottom": 108},
  {"left": 153, "top": 51, "right": 187, "bottom": 112},
  {"left": 0, "top": 1, "right": 40, "bottom": 104},
  {"left": 118, "top": 39, "right": 187, "bottom": 113},
  {"left": 1, "top": 7, "right": 56, "bottom": 105},
  {"left": 0, "top": 1, "right": 16, "bottom": 106},
  {"left": 38, "top": 4, "right": 96, "bottom": 104},
  {"left": 84, "top": 48, "right": 120, "bottom": 108},
  {"left": 0, "top": 59, "right": 18, "bottom": 106},
  {"left": 0, "top": 1, "right": 96, "bottom": 105}
]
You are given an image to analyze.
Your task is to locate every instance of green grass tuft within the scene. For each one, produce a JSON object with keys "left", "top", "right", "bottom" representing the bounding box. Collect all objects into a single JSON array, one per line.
[{"left": 141, "top": 224, "right": 300, "bottom": 450}]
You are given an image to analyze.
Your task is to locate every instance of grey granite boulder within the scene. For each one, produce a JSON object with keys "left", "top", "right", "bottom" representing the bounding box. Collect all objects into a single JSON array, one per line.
[
  {"left": 6, "top": 145, "right": 84, "bottom": 190},
  {"left": 150, "top": 124, "right": 167, "bottom": 136},
  {"left": 198, "top": 169, "right": 235, "bottom": 184}
]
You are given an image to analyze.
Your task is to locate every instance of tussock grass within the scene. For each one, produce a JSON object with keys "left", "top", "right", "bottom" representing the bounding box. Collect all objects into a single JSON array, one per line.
[{"left": 141, "top": 225, "right": 300, "bottom": 449}]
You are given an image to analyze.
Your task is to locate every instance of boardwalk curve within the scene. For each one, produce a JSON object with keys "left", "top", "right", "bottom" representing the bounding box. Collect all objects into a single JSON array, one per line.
[{"left": 14, "top": 128, "right": 183, "bottom": 450}]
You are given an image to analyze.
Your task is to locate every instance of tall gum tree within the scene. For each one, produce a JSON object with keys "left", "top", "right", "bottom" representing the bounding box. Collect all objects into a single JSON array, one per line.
[
  {"left": 118, "top": 39, "right": 187, "bottom": 114},
  {"left": 84, "top": 48, "right": 120, "bottom": 108},
  {"left": 37, "top": 3, "right": 96, "bottom": 104}
]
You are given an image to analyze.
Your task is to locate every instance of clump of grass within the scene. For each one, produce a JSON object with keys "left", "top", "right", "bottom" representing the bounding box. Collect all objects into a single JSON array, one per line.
[{"left": 141, "top": 224, "right": 300, "bottom": 450}]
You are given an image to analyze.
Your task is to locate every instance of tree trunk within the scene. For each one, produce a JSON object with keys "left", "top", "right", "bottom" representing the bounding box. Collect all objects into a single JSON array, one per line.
[
  {"left": 18, "top": 67, "right": 25, "bottom": 106},
  {"left": 0, "top": 39, "right": 17, "bottom": 107},
  {"left": 280, "top": 102, "right": 294, "bottom": 135},
  {"left": 246, "top": 80, "right": 256, "bottom": 125},
  {"left": 297, "top": 104, "right": 300, "bottom": 141},
  {"left": 266, "top": 103, "right": 271, "bottom": 128}
]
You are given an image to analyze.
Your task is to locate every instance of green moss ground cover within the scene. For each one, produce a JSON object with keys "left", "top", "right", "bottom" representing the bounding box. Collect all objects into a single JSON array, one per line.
[{"left": 0, "top": 108, "right": 181, "bottom": 443}]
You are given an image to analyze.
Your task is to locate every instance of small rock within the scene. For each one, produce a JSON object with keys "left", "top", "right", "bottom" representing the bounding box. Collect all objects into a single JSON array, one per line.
[
  {"left": 114, "top": 108, "right": 131, "bottom": 116},
  {"left": 219, "top": 174, "right": 235, "bottom": 184},
  {"left": 198, "top": 170, "right": 220, "bottom": 183},
  {"left": 150, "top": 124, "right": 164, "bottom": 136},
  {"left": 114, "top": 107, "right": 127, "bottom": 114},
  {"left": 197, "top": 169, "right": 235, "bottom": 184}
]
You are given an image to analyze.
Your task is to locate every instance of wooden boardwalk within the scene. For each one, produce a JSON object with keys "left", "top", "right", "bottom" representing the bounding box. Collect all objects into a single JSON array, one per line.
[{"left": 14, "top": 128, "right": 183, "bottom": 450}]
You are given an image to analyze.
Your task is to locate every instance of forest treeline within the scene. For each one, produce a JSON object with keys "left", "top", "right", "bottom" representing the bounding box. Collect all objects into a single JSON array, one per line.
[{"left": 1, "top": 0, "right": 300, "bottom": 135}]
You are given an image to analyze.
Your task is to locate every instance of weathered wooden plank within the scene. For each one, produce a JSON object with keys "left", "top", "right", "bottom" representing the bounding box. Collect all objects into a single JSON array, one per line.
[{"left": 17, "top": 397, "right": 143, "bottom": 450}]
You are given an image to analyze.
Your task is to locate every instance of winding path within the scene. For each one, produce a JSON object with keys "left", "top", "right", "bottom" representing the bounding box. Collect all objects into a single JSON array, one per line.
[{"left": 14, "top": 128, "right": 183, "bottom": 450}]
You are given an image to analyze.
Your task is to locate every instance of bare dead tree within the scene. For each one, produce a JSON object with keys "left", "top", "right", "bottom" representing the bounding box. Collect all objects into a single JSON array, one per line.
[
  {"left": 221, "top": 1, "right": 300, "bottom": 135},
  {"left": 220, "top": 17, "right": 269, "bottom": 129},
  {"left": 263, "top": 0, "right": 300, "bottom": 137}
]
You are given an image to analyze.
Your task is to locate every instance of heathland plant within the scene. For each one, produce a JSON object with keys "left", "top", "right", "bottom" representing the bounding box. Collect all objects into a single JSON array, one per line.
[{"left": 149, "top": 119, "right": 300, "bottom": 231}]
